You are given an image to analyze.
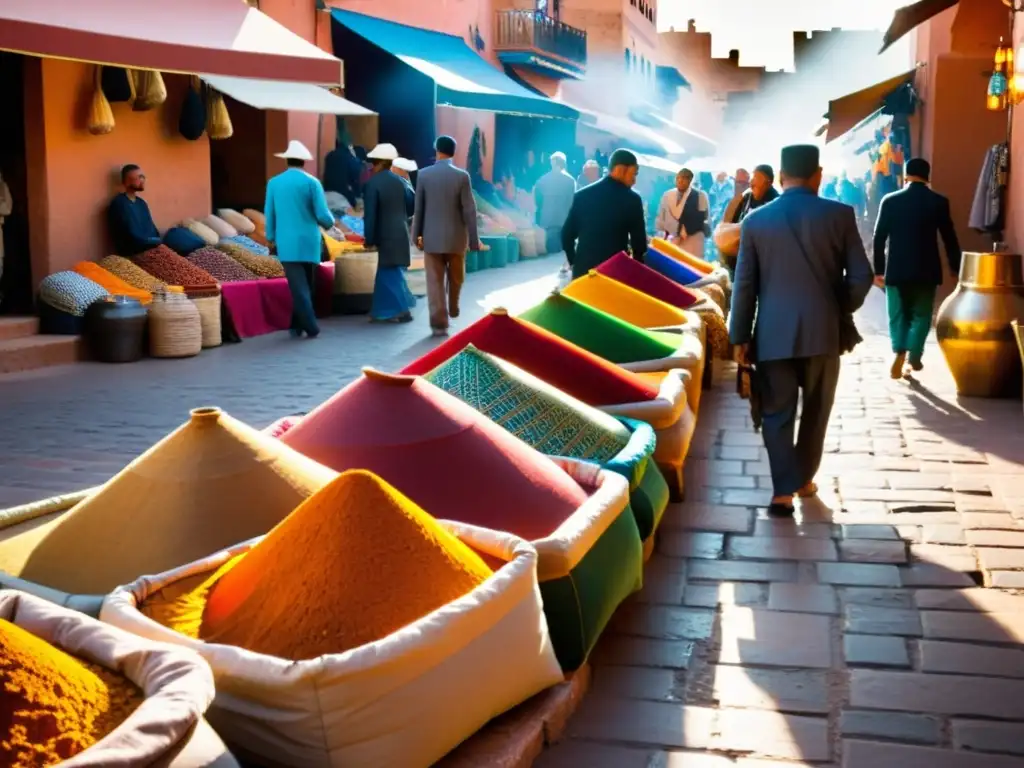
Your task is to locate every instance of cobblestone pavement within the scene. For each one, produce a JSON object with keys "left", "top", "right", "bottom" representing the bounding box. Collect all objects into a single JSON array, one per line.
[
  {"left": 0, "top": 256, "right": 564, "bottom": 507},
  {"left": 539, "top": 291, "right": 1024, "bottom": 767}
]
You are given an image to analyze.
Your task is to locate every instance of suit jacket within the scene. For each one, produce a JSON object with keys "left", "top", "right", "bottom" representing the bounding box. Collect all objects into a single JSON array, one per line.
[
  {"left": 729, "top": 187, "right": 874, "bottom": 362},
  {"left": 264, "top": 168, "right": 335, "bottom": 263},
  {"left": 562, "top": 176, "right": 647, "bottom": 279},
  {"left": 873, "top": 181, "right": 962, "bottom": 285},
  {"left": 654, "top": 187, "right": 708, "bottom": 236},
  {"left": 363, "top": 170, "right": 413, "bottom": 269},
  {"left": 534, "top": 168, "right": 576, "bottom": 229},
  {"left": 412, "top": 159, "right": 479, "bottom": 255}
]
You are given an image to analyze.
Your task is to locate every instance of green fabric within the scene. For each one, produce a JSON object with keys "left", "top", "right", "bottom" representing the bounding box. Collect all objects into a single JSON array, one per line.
[
  {"left": 631, "top": 460, "right": 671, "bottom": 541},
  {"left": 424, "top": 345, "right": 631, "bottom": 464},
  {"left": 886, "top": 284, "right": 936, "bottom": 362},
  {"left": 538, "top": 506, "right": 643, "bottom": 670},
  {"left": 603, "top": 417, "right": 654, "bottom": 490},
  {"left": 518, "top": 293, "right": 680, "bottom": 364}
]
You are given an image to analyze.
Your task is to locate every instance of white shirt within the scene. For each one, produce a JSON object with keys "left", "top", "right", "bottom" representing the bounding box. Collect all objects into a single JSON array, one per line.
[{"left": 655, "top": 186, "right": 708, "bottom": 236}]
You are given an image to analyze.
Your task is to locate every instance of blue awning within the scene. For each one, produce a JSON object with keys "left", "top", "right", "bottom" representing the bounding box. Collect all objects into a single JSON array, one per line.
[{"left": 331, "top": 9, "right": 578, "bottom": 120}]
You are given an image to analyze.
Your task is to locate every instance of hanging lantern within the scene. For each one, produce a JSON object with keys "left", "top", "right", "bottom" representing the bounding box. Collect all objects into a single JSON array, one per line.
[{"left": 988, "top": 42, "right": 1009, "bottom": 111}]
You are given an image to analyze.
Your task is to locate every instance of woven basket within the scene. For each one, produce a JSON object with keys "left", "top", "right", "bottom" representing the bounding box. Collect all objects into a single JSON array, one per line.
[
  {"left": 516, "top": 229, "right": 537, "bottom": 259},
  {"left": 533, "top": 227, "right": 546, "bottom": 256},
  {"left": 149, "top": 290, "right": 202, "bottom": 358},
  {"left": 191, "top": 294, "right": 222, "bottom": 349},
  {"left": 334, "top": 251, "right": 378, "bottom": 295}
]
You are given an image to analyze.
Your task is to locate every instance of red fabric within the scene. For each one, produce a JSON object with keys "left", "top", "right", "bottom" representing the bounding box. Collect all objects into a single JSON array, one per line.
[
  {"left": 315, "top": 262, "right": 334, "bottom": 319},
  {"left": 400, "top": 312, "right": 659, "bottom": 406},
  {"left": 281, "top": 373, "right": 589, "bottom": 541},
  {"left": 220, "top": 278, "right": 293, "bottom": 338},
  {"left": 596, "top": 252, "right": 700, "bottom": 309}
]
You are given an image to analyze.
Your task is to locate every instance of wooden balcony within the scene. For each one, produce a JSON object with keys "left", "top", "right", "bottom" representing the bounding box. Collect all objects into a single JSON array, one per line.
[{"left": 494, "top": 10, "right": 587, "bottom": 80}]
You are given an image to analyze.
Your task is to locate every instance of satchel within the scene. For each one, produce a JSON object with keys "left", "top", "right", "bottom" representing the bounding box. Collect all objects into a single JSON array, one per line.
[{"left": 783, "top": 212, "right": 862, "bottom": 355}]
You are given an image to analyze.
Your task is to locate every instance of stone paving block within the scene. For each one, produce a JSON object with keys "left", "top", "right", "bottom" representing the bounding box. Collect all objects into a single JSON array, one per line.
[
  {"left": 919, "top": 639, "right": 1024, "bottom": 678},
  {"left": 921, "top": 610, "right": 1024, "bottom": 644},
  {"left": 921, "top": 524, "right": 967, "bottom": 545},
  {"left": 953, "top": 720, "right": 1024, "bottom": 756},
  {"left": 727, "top": 535, "right": 838, "bottom": 562},
  {"left": 844, "top": 634, "right": 911, "bottom": 667},
  {"left": 590, "top": 636, "right": 695, "bottom": 669},
  {"left": 991, "top": 570, "right": 1024, "bottom": 588},
  {"left": 684, "top": 582, "right": 765, "bottom": 608},
  {"left": 767, "top": 583, "right": 838, "bottom": 614},
  {"left": 900, "top": 563, "right": 976, "bottom": 587},
  {"left": 841, "top": 524, "right": 900, "bottom": 540},
  {"left": 610, "top": 605, "right": 715, "bottom": 642},
  {"left": 910, "top": 544, "right": 979, "bottom": 571},
  {"left": 966, "top": 530, "right": 1024, "bottom": 547},
  {"left": 743, "top": 460, "right": 772, "bottom": 477},
  {"left": 566, "top": 696, "right": 714, "bottom": 749},
  {"left": 838, "top": 538, "right": 908, "bottom": 563},
  {"left": 961, "top": 512, "right": 1021, "bottom": 530},
  {"left": 664, "top": 754, "right": 838, "bottom": 768},
  {"left": 695, "top": 473, "right": 758, "bottom": 490},
  {"left": 661, "top": 503, "right": 754, "bottom": 533},
  {"left": 844, "top": 605, "right": 922, "bottom": 636},
  {"left": 688, "top": 560, "right": 799, "bottom": 583},
  {"left": 754, "top": 519, "right": 836, "bottom": 539},
  {"left": 718, "top": 446, "right": 763, "bottom": 462},
  {"left": 711, "top": 665, "right": 829, "bottom": 713},
  {"left": 534, "top": 741, "right": 654, "bottom": 768},
  {"left": 850, "top": 669, "right": 1024, "bottom": 719},
  {"left": 712, "top": 709, "right": 830, "bottom": 761},
  {"left": 839, "top": 710, "right": 940, "bottom": 744},
  {"left": 977, "top": 547, "right": 1024, "bottom": 571},
  {"left": 843, "top": 739, "right": 1024, "bottom": 768},
  {"left": 590, "top": 665, "right": 680, "bottom": 702},
  {"left": 659, "top": 531, "right": 725, "bottom": 559},
  {"left": 914, "top": 588, "right": 1024, "bottom": 612},
  {"left": 630, "top": 565, "right": 687, "bottom": 605},
  {"left": 718, "top": 607, "right": 831, "bottom": 668},
  {"left": 839, "top": 587, "right": 914, "bottom": 609},
  {"left": 817, "top": 562, "right": 901, "bottom": 587},
  {"left": 721, "top": 488, "right": 773, "bottom": 507}
]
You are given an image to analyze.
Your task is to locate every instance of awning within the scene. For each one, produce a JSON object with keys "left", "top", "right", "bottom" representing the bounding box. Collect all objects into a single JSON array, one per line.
[
  {"left": 656, "top": 66, "right": 691, "bottom": 90},
  {"left": 201, "top": 75, "right": 375, "bottom": 116},
  {"left": 880, "top": 0, "right": 959, "bottom": 54},
  {"left": 648, "top": 113, "right": 718, "bottom": 157},
  {"left": 0, "top": 0, "right": 342, "bottom": 85},
  {"left": 634, "top": 153, "right": 684, "bottom": 174},
  {"left": 572, "top": 105, "right": 686, "bottom": 156},
  {"left": 331, "top": 9, "right": 577, "bottom": 120},
  {"left": 822, "top": 68, "right": 919, "bottom": 143}
]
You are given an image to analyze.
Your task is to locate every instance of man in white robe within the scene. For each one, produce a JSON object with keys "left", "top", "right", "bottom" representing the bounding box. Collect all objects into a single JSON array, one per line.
[{"left": 655, "top": 168, "right": 709, "bottom": 259}]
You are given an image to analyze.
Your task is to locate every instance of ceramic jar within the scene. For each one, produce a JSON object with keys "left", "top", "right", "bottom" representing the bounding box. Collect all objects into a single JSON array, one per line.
[{"left": 83, "top": 296, "right": 148, "bottom": 363}]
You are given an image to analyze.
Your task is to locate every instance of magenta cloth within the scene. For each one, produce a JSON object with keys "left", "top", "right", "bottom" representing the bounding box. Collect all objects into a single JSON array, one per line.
[
  {"left": 596, "top": 252, "right": 700, "bottom": 308},
  {"left": 220, "top": 278, "right": 293, "bottom": 338},
  {"left": 316, "top": 262, "right": 334, "bottom": 319}
]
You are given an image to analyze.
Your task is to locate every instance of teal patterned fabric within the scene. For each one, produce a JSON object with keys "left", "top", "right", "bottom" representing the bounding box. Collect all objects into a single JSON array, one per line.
[{"left": 425, "top": 345, "right": 631, "bottom": 464}]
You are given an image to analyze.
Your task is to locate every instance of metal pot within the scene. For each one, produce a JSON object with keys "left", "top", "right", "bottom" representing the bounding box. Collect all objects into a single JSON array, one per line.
[
  {"left": 935, "top": 251, "right": 1024, "bottom": 398},
  {"left": 84, "top": 295, "right": 148, "bottom": 363}
]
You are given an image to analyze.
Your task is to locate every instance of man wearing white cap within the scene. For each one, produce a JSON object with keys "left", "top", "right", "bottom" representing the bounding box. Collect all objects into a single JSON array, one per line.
[
  {"left": 392, "top": 157, "right": 417, "bottom": 218},
  {"left": 363, "top": 143, "right": 416, "bottom": 323},
  {"left": 265, "top": 139, "right": 335, "bottom": 338}
]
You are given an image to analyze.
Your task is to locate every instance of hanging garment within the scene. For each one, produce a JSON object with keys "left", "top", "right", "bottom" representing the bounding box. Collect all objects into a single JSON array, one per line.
[{"left": 969, "top": 143, "right": 1008, "bottom": 234}]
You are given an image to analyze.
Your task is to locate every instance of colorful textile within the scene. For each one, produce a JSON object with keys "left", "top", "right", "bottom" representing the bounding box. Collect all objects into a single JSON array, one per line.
[
  {"left": 401, "top": 309, "right": 660, "bottom": 407},
  {"left": 162, "top": 226, "right": 207, "bottom": 257},
  {"left": 651, "top": 237, "right": 714, "bottom": 275},
  {"left": 280, "top": 371, "right": 588, "bottom": 543},
  {"left": 185, "top": 248, "right": 258, "bottom": 282},
  {"left": 518, "top": 293, "right": 680, "bottom": 364},
  {"left": 340, "top": 214, "right": 365, "bottom": 236},
  {"left": 645, "top": 246, "right": 705, "bottom": 285},
  {"left": 595, "top": 252, "right": 699, "bottom": 308},
  {"left": 1, "top": 407, "right": 336, "bottom": 594},
  {"left": 38, "top": 271, "right": 109, "bottom": 316},
  {"left": 221, "top": 235, "right": 271, "bottom": 257},
  {"left": 563, "top": 271, "right": 694, "bottom": 329},
  {"left": 219, "top": 278, "right": 293, "bottom": 337},
  {"left": 371, "top": 266, "right": 416, "bottom": 320},
  {"left": 72, "top": 261, "right": 152, "bottom": 305}
]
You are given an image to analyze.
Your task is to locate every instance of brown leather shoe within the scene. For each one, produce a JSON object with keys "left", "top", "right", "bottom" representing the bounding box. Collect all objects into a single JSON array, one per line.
[{"left": 890, "top": 352, "right": 906, "bottom": 379}]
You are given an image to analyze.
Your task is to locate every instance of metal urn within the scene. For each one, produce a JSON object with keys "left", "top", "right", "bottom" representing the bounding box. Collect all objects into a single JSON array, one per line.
[{"left": 935, "top": 251, "right": 1024, "bottom": 398}]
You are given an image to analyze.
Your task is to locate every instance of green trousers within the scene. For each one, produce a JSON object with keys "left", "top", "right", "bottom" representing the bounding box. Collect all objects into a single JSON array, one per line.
[{"left": 886, "top": 284, "right": 936, "bottom": 363}]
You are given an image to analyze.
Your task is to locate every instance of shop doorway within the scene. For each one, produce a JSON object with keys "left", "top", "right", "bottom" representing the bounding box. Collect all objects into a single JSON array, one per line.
[
  {"left": 209, "top": 97, "right": 270, "bottom": 213},
  {"left": 0, "top": 52, "right": 32, "bottom": 314}
]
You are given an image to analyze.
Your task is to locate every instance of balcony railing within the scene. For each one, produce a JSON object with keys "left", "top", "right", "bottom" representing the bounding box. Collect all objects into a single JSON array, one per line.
[{"left": 494, "top": 10, "right": 587, "bottom": 73}]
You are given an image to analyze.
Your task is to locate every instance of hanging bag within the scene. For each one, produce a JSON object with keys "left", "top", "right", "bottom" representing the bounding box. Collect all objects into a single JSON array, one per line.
[
  {"left": 206, "top": 87, "right": 233, "bottom": 140},
  {"left": 133, "top": 69, "right": 168, "bottom": 111},
  {"left": 179, "top": 76, "right": 206, "bottom": 141},
  {"left": 101, "top": 65, "right": 135, "bottom": 103},
  {"left": 87, "top": 66, "right": 115, "bottom": 136}
]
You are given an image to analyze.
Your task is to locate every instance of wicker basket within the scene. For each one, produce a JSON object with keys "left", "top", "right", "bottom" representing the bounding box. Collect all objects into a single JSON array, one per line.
[
  {"left": 516, "top": 229, "right": 537, "bottom": 259},
  {"left": 332, "top": 251, "right": 378, "bottom": 315},
  {"left": 533, "top": 226, "right": 546, "bottom": 256},
  {"left": 191, "top": 293, "right": 222, "bottom": 348},
  {"left": 149, "top": 290, "right": 202, "bottom": 358}
]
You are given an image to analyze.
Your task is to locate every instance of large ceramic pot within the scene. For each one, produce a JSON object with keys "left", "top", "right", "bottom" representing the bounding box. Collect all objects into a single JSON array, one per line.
[
  {"left": 935, "top": 251, "right": 1024, "bottom": 398},
  {"left": 84, "top": 295, "right": 148, "bottom": 363}
]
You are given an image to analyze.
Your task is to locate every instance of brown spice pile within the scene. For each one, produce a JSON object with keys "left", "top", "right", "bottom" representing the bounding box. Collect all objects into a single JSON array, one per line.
[
  {"left": 0, "top": 619, "right": 143, "bottom": 766},
  {"left": 216, "top": 243, "right": 285, "bottom": 278}
]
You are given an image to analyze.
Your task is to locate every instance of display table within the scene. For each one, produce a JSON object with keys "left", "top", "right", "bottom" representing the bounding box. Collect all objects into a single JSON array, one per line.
[{"left": 220, "top": 264, "right": 335, "bottom": 339}]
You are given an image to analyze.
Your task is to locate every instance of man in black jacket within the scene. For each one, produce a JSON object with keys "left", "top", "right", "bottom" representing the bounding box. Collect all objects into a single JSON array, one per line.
[
  {"left": 561, "top": 149, "right": 647, "bottom": 278},
  {"left": 872, "top": 158, "right": 962, "bottom": 378}
]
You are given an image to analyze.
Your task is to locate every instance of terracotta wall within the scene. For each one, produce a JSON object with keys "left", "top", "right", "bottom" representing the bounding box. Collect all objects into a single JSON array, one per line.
[
  {"left": 1007, "top": 7, "right": 1024, "bottom": 251},
  {"left": 23, "top": 58, "right": 211, "bottom": 284}
]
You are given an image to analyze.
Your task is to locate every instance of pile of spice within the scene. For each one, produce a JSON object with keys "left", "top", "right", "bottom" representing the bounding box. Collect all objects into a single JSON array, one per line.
[
  {"left": 0, "top": 619, "right": 143, "bottom": 766},
  {"left": 186, "top": 247, "right": 258, "bottom": 282},
  {"left": 134, "top": 246, "right": 219, "bottom": 293},
  {"left": 99, "top": 255, "right": 176, "bottom": 292},
  {"left": 72, "top": 261, "right": 153, "bottom": 304},
  {"left": 145, "top": 470, "right": 493, "bottom": 661},
  {"left": 216, "top": 243, "right": 284, "bottom": 278}
]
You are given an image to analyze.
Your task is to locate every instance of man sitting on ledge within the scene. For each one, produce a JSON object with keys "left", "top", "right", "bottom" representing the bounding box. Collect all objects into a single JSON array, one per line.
[{"left": 108, "top": 164, "right": 162, "bottom": 256}]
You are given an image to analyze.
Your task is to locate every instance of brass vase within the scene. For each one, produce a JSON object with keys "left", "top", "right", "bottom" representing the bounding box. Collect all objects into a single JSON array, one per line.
[{"left": 935, "top": 251, "right": 1024, "bottom": 398}]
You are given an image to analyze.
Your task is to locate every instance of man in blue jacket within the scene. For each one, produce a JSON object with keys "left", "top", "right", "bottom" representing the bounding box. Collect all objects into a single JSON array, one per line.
[{"left": 264, "top": 140, "right": 335, "bottom": 339}]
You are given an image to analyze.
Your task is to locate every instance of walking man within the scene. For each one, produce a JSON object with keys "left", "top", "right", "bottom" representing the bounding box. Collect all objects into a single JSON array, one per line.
[
  {"left": 872, "top": 157, "right": 961, "bottom": 378},
  {"left": 729, "top": 145, "right": 874, "bottom": 516},
  {"left": 265, "top": 140, "right": 335, "bottom": 338},
  {"left": 534, "top": 151, "right": 576, "bottom": 256},
  {"left": 413, "top": 135, "right": 482, "bottom": 337}
]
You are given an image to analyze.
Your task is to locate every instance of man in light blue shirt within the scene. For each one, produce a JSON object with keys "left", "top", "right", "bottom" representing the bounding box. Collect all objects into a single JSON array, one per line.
[{"left": 265, "top": 140, "right": 335, "bottom": 338}]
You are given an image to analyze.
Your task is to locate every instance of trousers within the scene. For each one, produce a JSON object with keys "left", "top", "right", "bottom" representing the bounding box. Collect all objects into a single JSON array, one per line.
[
  {"left": 282, "top": 261, "right": 319, "bottom": 336},
  {"left": 886, "top": 284, "right": 936, "bottom": 362},
  {"left": 758, "top": 355, "right": 841, "bottom": 496},
  {"left": 425, "top": 253, "right": 465, "bottom": 330}
]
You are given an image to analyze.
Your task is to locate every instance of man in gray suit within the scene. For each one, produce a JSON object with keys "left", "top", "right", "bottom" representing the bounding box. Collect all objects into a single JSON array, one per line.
[
  {"left": 413, "top": 135, "right": 482, "bottom": 336},
  {"left": 534, "top": 151, "right": 576, "bottom": 255},
  {"left": 729, "top": 144, "right": 873, "bottom": 516}
]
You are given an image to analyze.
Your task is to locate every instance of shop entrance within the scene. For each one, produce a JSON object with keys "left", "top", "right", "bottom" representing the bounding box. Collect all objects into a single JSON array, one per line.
[{"left": 0, "top": 52, "right": 31, "bottom": 314}]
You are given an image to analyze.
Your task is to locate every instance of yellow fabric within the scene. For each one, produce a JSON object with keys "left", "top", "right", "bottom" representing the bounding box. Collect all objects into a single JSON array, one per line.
[
  {"left": 73, "top": 261, "right": 152, "bottom": 305},
  {"left": 563, "top": 271, "right": 693, "bottom": 329},
  {"left": 652, "top": 237, "right": 714, "bottom": 275},
  {"left": 322, "top": 232, "right": 366, "bottom": 259}
]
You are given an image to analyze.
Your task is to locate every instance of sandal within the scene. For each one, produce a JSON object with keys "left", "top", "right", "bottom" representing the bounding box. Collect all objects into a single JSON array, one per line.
[{"left": 796, "top": 482, "right": 818, "bottom": 498}]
